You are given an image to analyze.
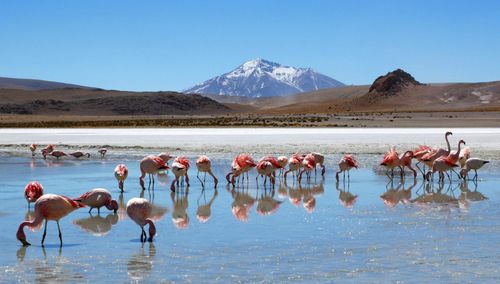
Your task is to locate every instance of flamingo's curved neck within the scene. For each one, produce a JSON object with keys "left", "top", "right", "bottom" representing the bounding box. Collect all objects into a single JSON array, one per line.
[
  {"left": 445, "top": 133, "right": 451, "bottom": 153},
  {"left": 457, "top": 141, "right": 464, "bottom": 157}
]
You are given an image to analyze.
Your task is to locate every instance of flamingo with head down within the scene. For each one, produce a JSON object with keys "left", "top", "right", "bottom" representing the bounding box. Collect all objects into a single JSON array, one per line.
[
  {"left": 380, "top": 146, "right": 401, "bottom": 178},
  {"left": 335, "top": 154, "right": 359, "bottom": 181},
  {"left": 139, "top": 155, "right": 170, "bottom": 190},
  {"left": 114, "top": 164, "right": 128, "bottom": 192},
  {"left": 196, "top": 155, "right": 218, "bottom": 186},
  {"left": 74, "top": 188, "right": 119, "bottom": 214},
  {"left": 284, "top": 154, "right": 303, "bottom": 181},
  {"left": 17, "top": 194, "right": 85, "bottom": 246},
  {"left": 41, "top": 144, "right": 54, "bottom": 159},
  {"left": 70, "top": 151, "right": 90, "bottom": 159},
  {"left": 226, "top": 154, "right": 257, "bottom": 185},
  {"left": 256, "top": 159, "right": 276, "bottom": 186},
  {"left": 29, "top": 144, "right": 37, "bottom": 157},
  {"left": 171, "top": 156, "right": 191, "bottom": 192},
  {"left": 298, "top": 154, "right": 316, "bottom": 183},
  {"left": 50, "top": 151, "right": 67, "bottom": 159},
  {"left": 126, "top": 198, "right": 157, "bottom": 243}
]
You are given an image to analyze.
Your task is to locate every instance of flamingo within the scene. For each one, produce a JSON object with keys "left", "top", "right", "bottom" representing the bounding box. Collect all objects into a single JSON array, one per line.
[
  {"left": 256, "top": 160, "right": 276, "bottom": 186},
  {"left": 422, "top": 131, "right": 453, "bottom": 167},
  {"left": 29, "top": 144, "right": 37, "bottom": 157},
  {"left": 196, "top": 155, "right": 218, "bottom": 186},
  {"left": 24, "top": 181, "right": 44, "bottom": 208},
  {"left": 380, "top": 146, "right": 401, "bottom": 178},
  {"left": 298, "top": 154, "right": 316, "bottom": 183},
  {"left": 226, "top": 154, "right": 257, "bottom": 185},
  {"left": 458, "top": 147, "right": 471, "bottom": 168},
  {"left": 426, "top": 156, "right": 458, "bottom": 182},
  {"left": 460, "top": 158, "right": 489, "bottom": 181},
  {"left": 74, "top": 188, "right": 119, "bottom": 214},
  {"left": 277, "top": 156, "right": 289, "bottom": 176},
  {"left": 16, "top": 194, "right": 85, "bottom": 246},
  {"left": 311, "top": 152, "right": 326, "bottom": 176},
  {"left": 284, "top": 154, "right": 303, "bottom": 180},
  {"left": 335, "top": 154, "right": 359, "bottom": 181},
  {"left": 69, "top": 151, "right": 90, "bottom": 158},
  {"left": 50, "top": 151, "right": 67, "bottom": 159},
  {"left": 98, "top": 148, "right": 107, "bottom": 158},
  {"left": 139, "top": 155, "right": 170, "bottom": 190},
  {"left": 41, "top": 144, "right": 54, "bottom": 159},
  {"left": 170, "top": 156, "right": 190, "bottom": 192},
  {"left": 446, "top": 139, "right": 466, "bottom": 178},
  {"left": 114, "top": 164, "right": 128, "bottom": 192},
  {"left": 413, "top": 145, "right": 431, "bottom": 177},
  {"left": 158, "top": 153, "right": 173, "bottom": 164},
  {"left": 126, "top": 198, "right": 157, "bottom": 242},
  {"left": 399, "top": 151, "right": 417, "bottom": 178}
]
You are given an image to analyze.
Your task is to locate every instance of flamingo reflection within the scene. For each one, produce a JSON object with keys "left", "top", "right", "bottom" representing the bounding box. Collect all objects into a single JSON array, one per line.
[
  {"left": 196, "top": 188, "right": 218, "bottom": 223},
  {"left": 72, "top": 213, "right": 118, "bottom": 236}
]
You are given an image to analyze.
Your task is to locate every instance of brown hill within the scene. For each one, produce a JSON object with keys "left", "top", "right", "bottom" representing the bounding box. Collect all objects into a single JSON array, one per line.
[
  {"left": 0, "top": 76, "right": 92, "bottom": 90},
  {"left": 0, "top": 88, "right": 232, "bottom": 115}
]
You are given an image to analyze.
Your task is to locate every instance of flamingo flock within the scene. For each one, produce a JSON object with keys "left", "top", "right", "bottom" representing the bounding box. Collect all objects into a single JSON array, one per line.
[{"left": 17, "top": 131, "right": 491, "bottom": 247}]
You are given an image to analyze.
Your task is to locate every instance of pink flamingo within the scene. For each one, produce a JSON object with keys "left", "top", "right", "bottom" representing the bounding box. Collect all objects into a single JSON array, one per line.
[
  {"left": 277, "top": 156, "right": 288, "bottom": 176},
  {"left": 41, "top": 144, "right": 54, "bottom": 159},
  {"left": 114, "top": 164, "right": 128, "bottom": 192},
  {"left": 413, "top": 145, "right": 431, "bottom": 177},
  {"left": 196, "top": 155, "right": 218, "bottom": 186},
  {"left": 380, "top": 146, "right": 401, "bottom": 178},
  {"left": 459, "top": 147, "right": 471, "bottom": 168},
  {"left": 335, "top": 154, "right": 359, "bottom": 181},
  {"left": 298, "top": 154, "right": 316, "bottom": 182},
  {"left": 69, "top": 151, "right": 90, "bottom": 158},
  {"left": 284, "top": 154, "right": 303, "bottom": 180},
  {"left": 426, "top": 156, "right": 458, "bottom": 182},
  {"left": 256, "top": 160, "right": 276, "bottom": 186},
  {"left": 399, "top": 151, "right": 417, "bottom": 178},
  {"left": 158, "top": 153, "right": 173, "bottom": 164},
  {"left": 98, "top": 148, "right": 107, "bottom": 158},
  {"left": 311, "top": 152, "right": 326, "bottom": 176},
  {"left": 126, "top": 198, "right": 157, "bottom": 242},
  {"left": 445, "top": 139, "right": 466, "bottom": 179},
  {"left": 50, "top": 150, "right": 67, "bottom": 159},
  {"left": 16, "top": 194, "right": 85, "bottom": 246},
  {"left": 24, "top": 181, "right": 44, "bottom": 208},
  {"left": 171, "top": 156, "right": 190, "bottom": 192},
  {"left": 422, "top": 131, "right": 453, "bottom": 167},
  {"left": 226, "top": 154, "right": 257, "bottom": 185},
  {"left": 74, "top": 188, "right": 119, "bottom": 214},
  {"left": 139, "top": 155, "right": 170, "bottom": 190},
  {"left": 29, "top": 144, "right": 37, "bottom": 157}
]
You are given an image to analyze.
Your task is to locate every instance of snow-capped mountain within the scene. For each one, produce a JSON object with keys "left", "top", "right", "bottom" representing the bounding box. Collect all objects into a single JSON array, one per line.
[{"left": 185, "top": 58, "right": 345, "bottom": 97}]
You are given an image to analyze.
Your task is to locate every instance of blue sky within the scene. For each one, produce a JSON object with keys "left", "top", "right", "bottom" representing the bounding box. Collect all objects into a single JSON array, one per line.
[{"left": 0, "top": 1, "right": 499, "bottom": 91}]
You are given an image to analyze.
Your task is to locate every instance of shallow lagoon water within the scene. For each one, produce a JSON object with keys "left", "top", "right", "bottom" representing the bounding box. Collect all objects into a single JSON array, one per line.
[{"left": 1, "top": 129, "right": 500, "bottom": 282}]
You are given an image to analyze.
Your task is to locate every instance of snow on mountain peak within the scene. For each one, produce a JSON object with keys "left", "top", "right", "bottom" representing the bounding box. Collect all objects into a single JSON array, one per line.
[{"left": 185, "top": 58, "right": 345, "bottom": 97}]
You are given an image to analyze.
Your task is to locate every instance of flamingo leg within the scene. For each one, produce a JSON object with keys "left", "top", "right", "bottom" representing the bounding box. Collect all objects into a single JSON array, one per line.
[
  {"left": 57, "top": 221, "right": 63, "bottom": 247},
  {"left": 41, "top": 219, "right": 48, "bottom": 246}
]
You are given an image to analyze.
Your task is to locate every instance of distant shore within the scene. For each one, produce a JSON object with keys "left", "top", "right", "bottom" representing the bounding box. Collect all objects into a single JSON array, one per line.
[{"left": 0, "top": 111, "right": 499, "bottom": 128}]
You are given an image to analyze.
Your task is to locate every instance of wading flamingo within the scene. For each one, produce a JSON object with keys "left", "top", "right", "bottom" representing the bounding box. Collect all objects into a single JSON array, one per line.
[
  {"left": 399, "top": 151, "right": 417, "bottom": 178},
  {"left": 126, "top": 198, "right": 157, "bottom": 242},
  {"left": 422, "top": 131, "right": 453, "bottom": 167},
  {"left": 50, "top": 151, "right": 67, "bottom": 159},
  {"left": 413, "top": 145, "right": 431, "bottom": 177},
  {"left": 196, "top": 155, "right": 218, "bottom": 186},
  {"left": 298, "top": 154, "right": 316, "bottom": 183},
  {"left": 312, "top": 152, "right": 326, "bottom": 176},
  {"left": 284, "top": 154, "right": 303, "bottom": 181},
  {"left": 41, "top": 144, "right": 54, "bottom": 159},
  {"left": 226, "top": 154, "right": 257, "bottom": 185},
  {"left": 256, "top": 160, "right": 276, "bottom": 186},
  {"left": 277, "top": 156, "right": 289, "bottom": 176},
  {"left": 69, "top": 151, "right": 90, "bottom": 158},
  {"left": 426, "top": 156, "right": 458, "bottom": 182},
  {"left": 460, "top": 158, "right": 489, "bottom": 181},
  {"left": 459, "top": 147, "right": 471, "bottom": 168},
  {"left": 446, "top": 139, "right": 466, "bottom": 178},
  {"left": 380, "top": 146, "right": 401, "bottom": 178},
  {"left": 74, "top": 188, "right": 119, "bottom": 214},
  {"left": 158, "top": 153, "right": 173, "bottom": 165},
  {"left": 24, "top": 181, "right": 44, "bottom": 208},
  {"left": 29, "top": 144, "right": 37, "bottom": 157},
  {"left": 171, "top": 156, "right": 190, "bottom": 192},
  {"left": 16, "top": 194, "right": 85, "bottom": 246},
  {"left": 335, "top": 154, "right": 359, "bottom": 181},
  {"left": 98, "top": 148, "right": 107, "bottom": 158},
  {"left": 114, "top": 164, "right": 128, "bottom": 192},
  {"left": 139, "top": 155, "right": 170, "bottom": 190}
]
